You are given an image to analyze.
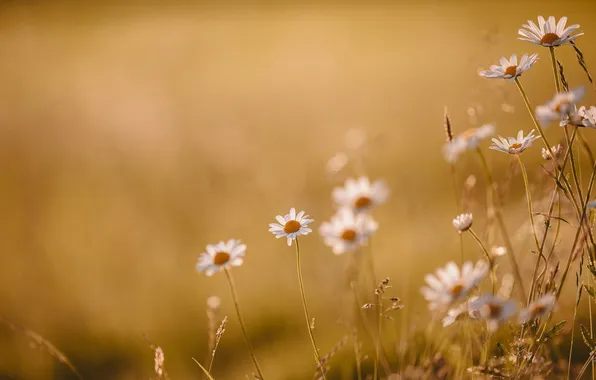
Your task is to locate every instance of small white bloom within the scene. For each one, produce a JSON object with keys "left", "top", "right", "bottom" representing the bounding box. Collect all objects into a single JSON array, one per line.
[
  {"left": 535, "top": 87, "right": 585, "bottom": 127},
  {"left": 518, "top": 16, "right": 583, "bottom": 47},
  {"left": 491, "top": 246, "right": 507, "bottom": 258},
  {"left": 519, "top": 293, "right": 556, "bottom": 323},
  {"left": 319, "top": 208, "right": 377, "bottom": 255},
  {"left": 541, "top": 144, "right": 563, "bottom": 160},
  {"left": 452, "top": 213, "right": 473, "bottom": 233},
  {"left": 197, "top": 239, "right": 246, "bottom": 276},
  {"left": 332, "top": 177, "right": 389, "bottom": 213},
  {"left": 269, "top": 208, "right": 313, "bottom": 246},
  {"left": 479, "top": 53, "right": 539, "bottom": 80},
  {"left": 442, "top": 296, "right": 480, "bottom": 327},
  {"left": 443, "top": 124, "right": 495, "bottom": 163},
  {"left": 470, "top": 295, "right": 518, "bottom": 332},
  {"left": 489, "top": 129, "right": 540, "bottom": 155},
  {"left": 421, "top": 260, "right": 489, "bottom": 311},
  {"left": 577, "top": 106, "right": 596, "bottom": 128}
]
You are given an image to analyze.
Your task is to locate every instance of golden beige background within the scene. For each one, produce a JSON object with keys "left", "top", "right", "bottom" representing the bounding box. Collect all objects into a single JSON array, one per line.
[{"left": 0, "top": 0, "right": 595, "bottom": 378}]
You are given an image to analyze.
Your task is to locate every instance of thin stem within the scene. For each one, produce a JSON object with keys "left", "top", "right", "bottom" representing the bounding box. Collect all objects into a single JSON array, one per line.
[
  {"left": 549, "top": 46, "right": 562, "bottom": 93},
  {"left": 468, "top": 228, "right": 496, "bottom": 294},
  {"left": 476, "top": 148, "right": 526, "bottom": 299},
  {"left": 224, "top": 269, "right": 265, "bottom": 380},
  {"left": 373, "top": 293, "right": 383, "bottom": 380},
  {"left": 567, "top": 284, "right": 581, "bottom": 380},
  {"left": 517, "top": 155, "right": 542, "bottom": 304},
  {"left": 193, "top": 357, "right": 216, "bottom": 380},
  {"left": 294, "top": 238, "right": 327, "bottom": 380}
]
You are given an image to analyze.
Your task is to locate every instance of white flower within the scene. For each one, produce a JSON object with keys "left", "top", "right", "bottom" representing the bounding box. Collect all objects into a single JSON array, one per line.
[
  {"left": 452, "top": 213, "right": 473, "bottom": 233},
  {"left": 269, "top": 208, "right": 313, "bottom": 246},
  {"left": 442, "top": 296, "right": 480, "bottom": 327},
  {"left": 421, "top": 260, "right": 489, "bottom": 311},
  {"left": 518, "top": 16, "right": 583, "bottom": 47},
  {"left": 535, "top": 87, "right": 585, "bottom": 127},
  {"left": 332, "top": 177, "right": 389, "bottom": 213},
  {"left": 443, "top": 124, "right": 495, "bottom": 163},
  {"left": 319, "top": 208, "right": 377, "bottom": 255},
  {"left": 479, "top": 54, "right": 539, "bottom": 80},
  {"left": 541, "top": 144, "right": 563, "bottom": 160},
  {"left": 470, "top": 295, "right": 518, "bottom": 332},
  {"left": 489, "top": 129, "right": 540, "bottom": 155},
  {"left": 491, "top": 246, "right": 507, "bottom": 258},
  {"left": 197, "top": 239, "right": 246, "bottom": 276},
  {"left": 577, "top": 106, "right": 596, "bottom": 128},
  {"left": 519, "top": 293, "right": 556, "bottom": 323}
]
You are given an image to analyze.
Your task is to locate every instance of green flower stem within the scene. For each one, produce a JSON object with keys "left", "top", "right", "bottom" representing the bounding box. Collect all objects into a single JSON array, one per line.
[
  {"left": 224, "top": 268, "right": 265, "bottom": 379},
  {"left": 295, "top": 238, "right": 327, "bottom": 380}
]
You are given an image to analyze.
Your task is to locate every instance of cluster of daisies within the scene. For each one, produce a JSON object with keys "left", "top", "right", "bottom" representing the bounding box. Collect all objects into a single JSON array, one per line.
[
  {"left": 444, "top": 16, "right": 594, "bottom": 164},
  {"left": 433, "top": 14, "right": 596, "bottom": 335},
  {"left": 197, "top": 176, "right": 388, "bottom": 273}
]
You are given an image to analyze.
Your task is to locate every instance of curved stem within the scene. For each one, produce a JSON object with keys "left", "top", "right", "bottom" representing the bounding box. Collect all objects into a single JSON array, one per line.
[
  {"left": 295, "top": 238, "right": 327, "bottom": 380},
  {"left": 468, "top": 228, "right": 496, "bottom": 294},
  {"left": 476, "top": 148, "right": 526, "bottom": 299},
  {"left": 517, "top": 155, "right": 542, "bottom": 304},
  {"left": 224, "top": 269, "right": 265, "bottom": 379}
]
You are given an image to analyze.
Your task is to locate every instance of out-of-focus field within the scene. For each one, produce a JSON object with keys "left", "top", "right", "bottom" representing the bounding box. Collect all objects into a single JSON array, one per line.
[{"left": 0, "top": 1, "right": 595, "bottom": 378}]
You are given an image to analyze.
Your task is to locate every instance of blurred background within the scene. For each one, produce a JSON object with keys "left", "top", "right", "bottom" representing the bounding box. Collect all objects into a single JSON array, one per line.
[{"left": 1, "top": 0, "right": 596, "bottom": 378}]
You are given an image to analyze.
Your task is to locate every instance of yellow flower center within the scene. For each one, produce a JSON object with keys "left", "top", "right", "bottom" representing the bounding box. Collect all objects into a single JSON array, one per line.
[
  {"left": 540, "top": 33, "right": 560, "bottom": 45},
  {"left": 450, "top": 283, "right": 465, "bottom": 297},
  {"left": 354, "top": 196, "right": 372, "bottom": 209},
  {"left": 509, "top": 143, "right": 523, "bottom": 150},
  {"left": 487, "top": 303, "right": 503, "bottom": 318},
  {"left": 341, "top": 229, "right": 357, "bottom": 242},
  {"left": 213, "top": 251, "right": 231, "bottom": 266},
  {"left": 283, "top": 220, "right": 302, "bottom": 234},
  {"left": 504, "top": 65, "right": 518, "bottom": 77}
]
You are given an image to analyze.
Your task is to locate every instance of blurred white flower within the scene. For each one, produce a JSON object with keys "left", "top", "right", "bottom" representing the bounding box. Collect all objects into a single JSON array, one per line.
[
  {"left": 519, "top": 293, "right": 556, "bottom": 323},
  {"left": 421, "top": 260, "right": 489, "bottom": 311},
  {"left": 470, "top": 295, "right": 518, "bottom": 332},
  {"left": 541, "top": 144, "right": 563, "bottom": 160},
  {"left": 479, "top": 53, "right": 539, "bottom": 80},
  {"left": 452, "top": 213, "right": 473, "bottom": 233},
  {"left": 326, "top": 152, "right": 349, "bottom": 174},
  {"left": 577, "top": 106, "right": 596, "bottom": 128},
  {"left": 518, "top": 16, "right": 583, "bottom": 47},
  {"left": 269, "top": 208, "right": 313, "bottom": 246},
  {"left": 319, "top": 208, "right": 377, "bottom": 255},
  {"left": 332, "top": 177, "right": 389, "bottom": 213},
  {"left": 442, "top": 296, "right": 480, "bottom": 327},
  {"left": 197, "top": 240, "right": 246, "bottom": 276},
  {"left": 490, "top": 129, "right": 540, "bottom": 155},
  {"left": 535, "top": 87, "right": 585, "bottom": 127},
  {"left": 206, "top": 296, "right": 221, "bottom": 309},
  {"left": 443, "top": 124, "right": 495, "bottom": 163},
  {"left": 491, "top": 246, "right": 507, "bottom": 258}
]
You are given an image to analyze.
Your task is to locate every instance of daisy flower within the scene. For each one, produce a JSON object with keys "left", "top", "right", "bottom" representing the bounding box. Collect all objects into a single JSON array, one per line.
[
  {"left": 332, "top": 177, "right": 389, "bottom": 213},
  {"left": 470, "top": 295, "right": 518, "bottom": 332},
  {"left": 479, "top": 53, "right": 539, "bottom": 80},
  {"left": 452, "top": 213, "right": 473, "bottom": 233},
  {"left": 421, "top": 260, "right": 489, "bottom": 311},
  {"left": 489, "top": 129, "right": 540, "bottom": 155},
  {"left": 197, "top": 239, "right": 246, "bottom": 276},
  {"left": 535, "top": 87, "right": 585, "bottom": 127},
  {"left": 443, "top": 124, "right": 495, "bottom": 163},
  {"left": 442, "top": 296, "right": 480, "bottom": 327},
  {"left": 319, "top": 208, "right": 377, "bottom": 255},
  {"left": 519, "top": 293, "right": 556, "bottom": 323},
  {"left": 541, "top": 144, "right": 563, "bottom": 160},
  {"left": 269, "top": 207, "right": 313, "bottom": 246},
  {"left": 518, "top": 16, "right": 583, "bottom": 47}
]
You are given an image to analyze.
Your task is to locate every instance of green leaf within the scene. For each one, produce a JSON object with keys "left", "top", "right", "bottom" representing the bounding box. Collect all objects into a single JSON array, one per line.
[
  {"left": 541, "top": 321, "right": 566, "bottom": 342},
  {"left": 580, "top": 324, "right": 596, "bottom": 350},
  {"left": 584, "top": 285, "right": 596, "bottom": 299}
]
